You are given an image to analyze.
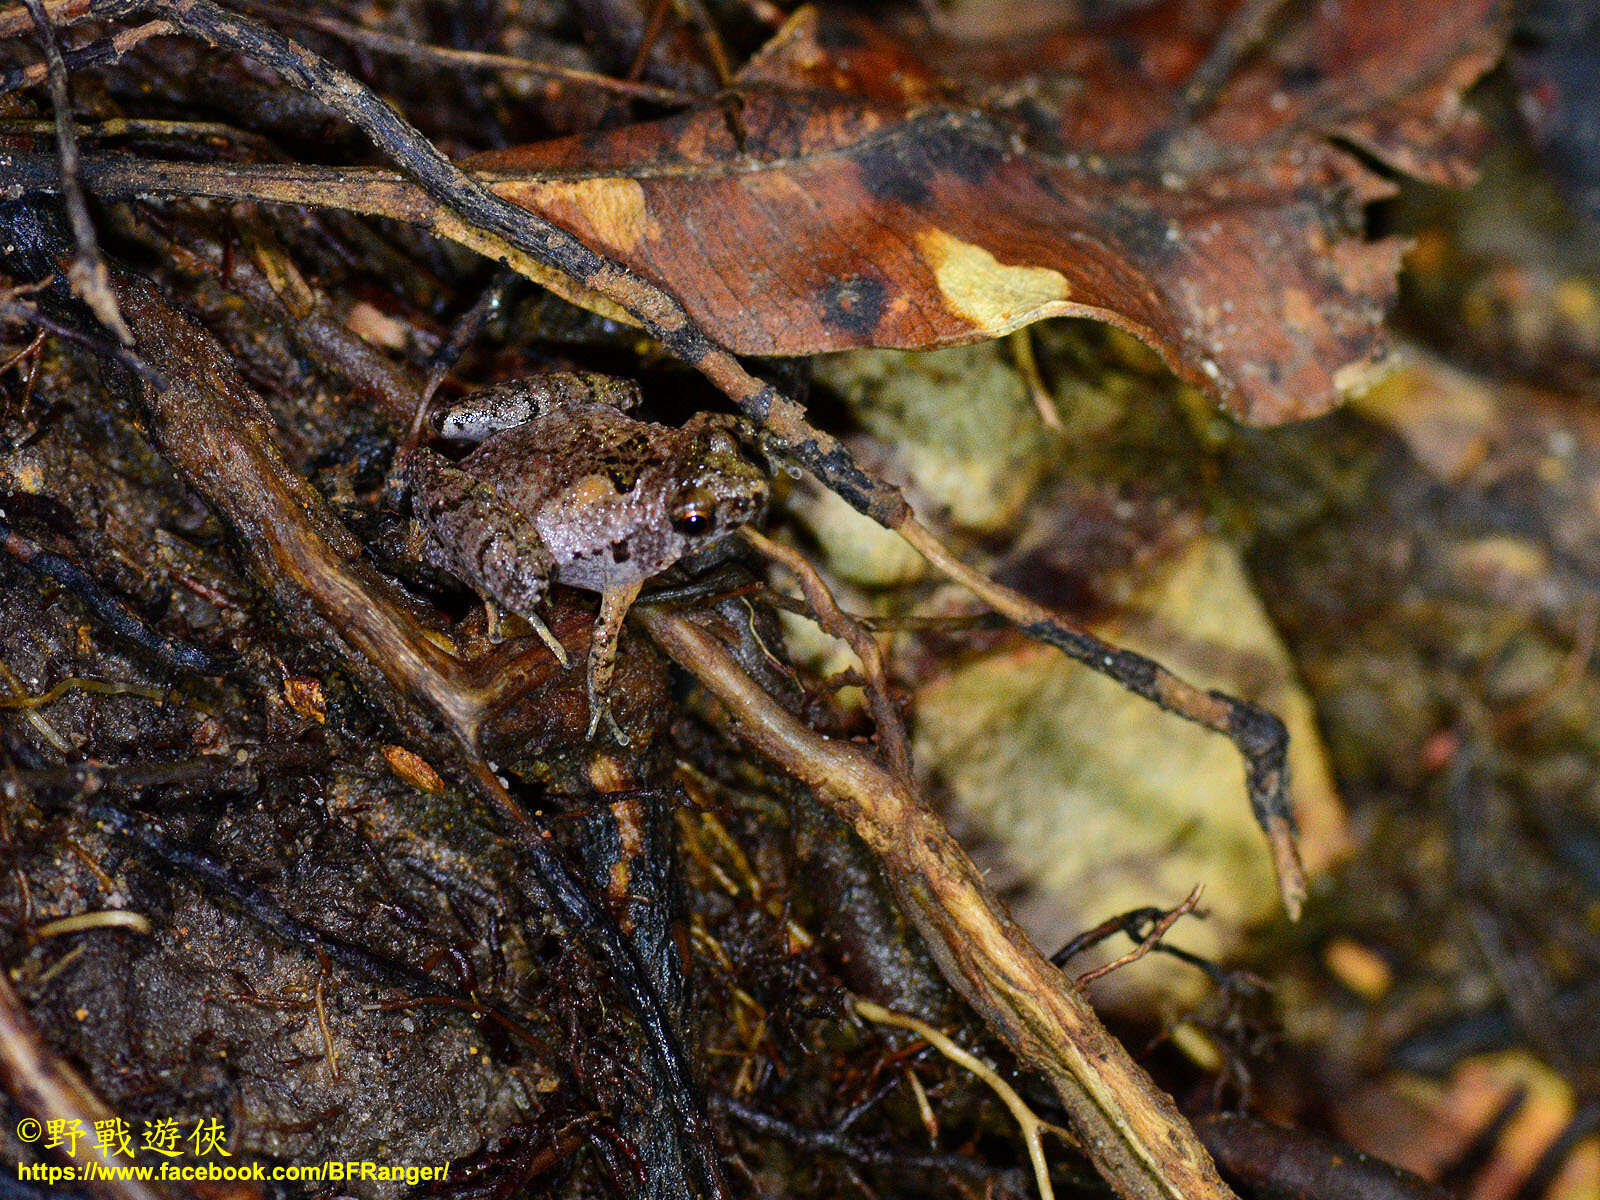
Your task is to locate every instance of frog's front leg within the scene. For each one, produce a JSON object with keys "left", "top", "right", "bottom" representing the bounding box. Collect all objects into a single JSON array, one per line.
[
  {"left": 434, "top": 373, "right": 643, "bottom": 441},
  {"left": 405, "top": 448, "right": 572, "bottom": 668},
  {"left": 586, "top": 580, "right": 643, "bottom": 743}
]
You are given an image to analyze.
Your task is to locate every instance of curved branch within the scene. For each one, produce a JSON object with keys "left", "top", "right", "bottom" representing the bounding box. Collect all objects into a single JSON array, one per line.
[{"left": 636, "top": 603, "right": 1239, "bottom": 1200}]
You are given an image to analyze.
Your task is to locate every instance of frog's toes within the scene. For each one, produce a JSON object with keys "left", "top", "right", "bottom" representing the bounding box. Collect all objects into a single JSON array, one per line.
[
  {"left": 483, "top": 599, "right": 507, "bottom": 644},
  {"left": 520, "top": 610, "right": 573, "bottom": 668},
  {"left": 584, "top": 694, "right": 630, "bottom": 745}
]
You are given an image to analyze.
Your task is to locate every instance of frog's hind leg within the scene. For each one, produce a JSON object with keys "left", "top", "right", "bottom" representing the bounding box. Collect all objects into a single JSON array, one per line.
[
  {"left": 434, "top": 373, "right": 643, "bottom": 441},
  {"left": 586, "top": 580, "right": 643, "bottom": 743},
  {"left": 407, "top": 449, "right": 572, "bottom": 668}
]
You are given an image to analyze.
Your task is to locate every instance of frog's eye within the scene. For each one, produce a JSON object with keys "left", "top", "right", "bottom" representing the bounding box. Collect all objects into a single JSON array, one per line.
[{"left": 671, "top": 488, "right": 719, "bottom": 536}]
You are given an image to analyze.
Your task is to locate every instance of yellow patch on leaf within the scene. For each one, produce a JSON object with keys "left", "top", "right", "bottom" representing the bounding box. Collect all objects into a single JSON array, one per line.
[
  {"left": 917, "top": 228, "right": 1072, "bottom": 334},
  {"left": 528, "top": 177, "right": 661, "bottom": 254}
]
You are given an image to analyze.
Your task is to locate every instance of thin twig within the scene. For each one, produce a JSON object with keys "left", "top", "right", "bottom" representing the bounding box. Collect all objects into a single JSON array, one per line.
[
  {"left": 1053, "top": 906, "right": 1169, "bottom": 968},
  {"left": 0, "top": 0, "right": 92, "bottom": 42},
  {"left": 669, "top": 0, "right": 734, "bottom": 87},
  {"left": 0, "top": 116, "right": 267, "bottom": 146},
  {"left": 1009, "top": 328, "right": 1062, "bottom": 430},
  {"left": 1076, "top": 886, "right": 1203, "bottom": 987},
  {"left": 626, "top": 0, "right": 672, "bottom": 82},
  {"left": 855, "top": 998, "right": 1073, "bottom": 1200},
  {"left": 756, "top": 586, "right": 1005, "bottom": 633},
  {"left": 717, "top": 1094, "right": 1021, "bottom": 1188},
  {"left": 1192, "top": 1113, "right": 1457, "bottom": 1200},
  {"left": 1053, "top": 904, "right": 1269, "bottom": 1005},
  {"left": 233, "top": 0, "right": 697, "bottom": 106},
  {"left": 740, "top": 526, "right": 912, "bottom": 778},
  {"left": 0, "top": 291, "right": 162, "bottom": 384},
  {"left": 1183, "top": 0, "right": 1294, "bottom": 114},
  {"left": 896, "top": 518, "right": 1307, "bottom": 918},
  {"left": 404, "top": 271, "right": 521, "bottom": 454},
  {"left": 19, "top": 0, "right": 130, "bottom": 343},
  {"left": 0, "top": 19, "right": 174, "bottom": 96}
]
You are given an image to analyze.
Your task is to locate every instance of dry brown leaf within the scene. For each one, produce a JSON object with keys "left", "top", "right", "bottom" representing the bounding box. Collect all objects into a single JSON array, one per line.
[
  {"left": 282, "top": 675, "right": 327, "bottom": 724},
  {"left": 381, "top": 744, "right": 446, "bottom": 794},
  {"left": 472, "top": 0, "right": 1507, "bottom": 423}
]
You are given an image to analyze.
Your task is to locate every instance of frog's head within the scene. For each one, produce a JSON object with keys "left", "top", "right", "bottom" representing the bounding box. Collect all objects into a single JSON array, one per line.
[{"left": 667, "top": 422, "right": 769, "bottom": 546}]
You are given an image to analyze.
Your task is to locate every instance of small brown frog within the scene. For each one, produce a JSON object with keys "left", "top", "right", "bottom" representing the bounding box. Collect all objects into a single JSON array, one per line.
[{"left": 404, "top": 372, "right": 769, "bottom": 739}]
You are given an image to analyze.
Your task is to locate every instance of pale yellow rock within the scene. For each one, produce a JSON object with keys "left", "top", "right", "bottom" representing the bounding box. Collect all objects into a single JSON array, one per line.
[
  {"left": 812, "top": 342, "right": 1050, "bottom": 539},
  {"left": 788, "top": 482, "right": 930, "bottom": 590},
  {"left": 913, "top": 533, "right": 1347, "bottom": 1009}
]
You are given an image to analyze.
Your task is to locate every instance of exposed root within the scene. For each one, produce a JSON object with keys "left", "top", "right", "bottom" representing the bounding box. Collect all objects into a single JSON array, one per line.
[
  {"left": 0, "top": 970, "right": 169, "bottom": 1200},
  {"left": 636, "top": 603, "right": 1240, "bottom": 1200},
  {"left": 29, "top": 910, "right": 152, "bottom": 939},
  {"left": 854, "top": 997, "right": 1073, "bottom": 1200}
]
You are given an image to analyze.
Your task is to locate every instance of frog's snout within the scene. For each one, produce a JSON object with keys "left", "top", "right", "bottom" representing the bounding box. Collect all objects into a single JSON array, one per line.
[{"left": 730, "top": 482, "right": 768, "bottom": 525}]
